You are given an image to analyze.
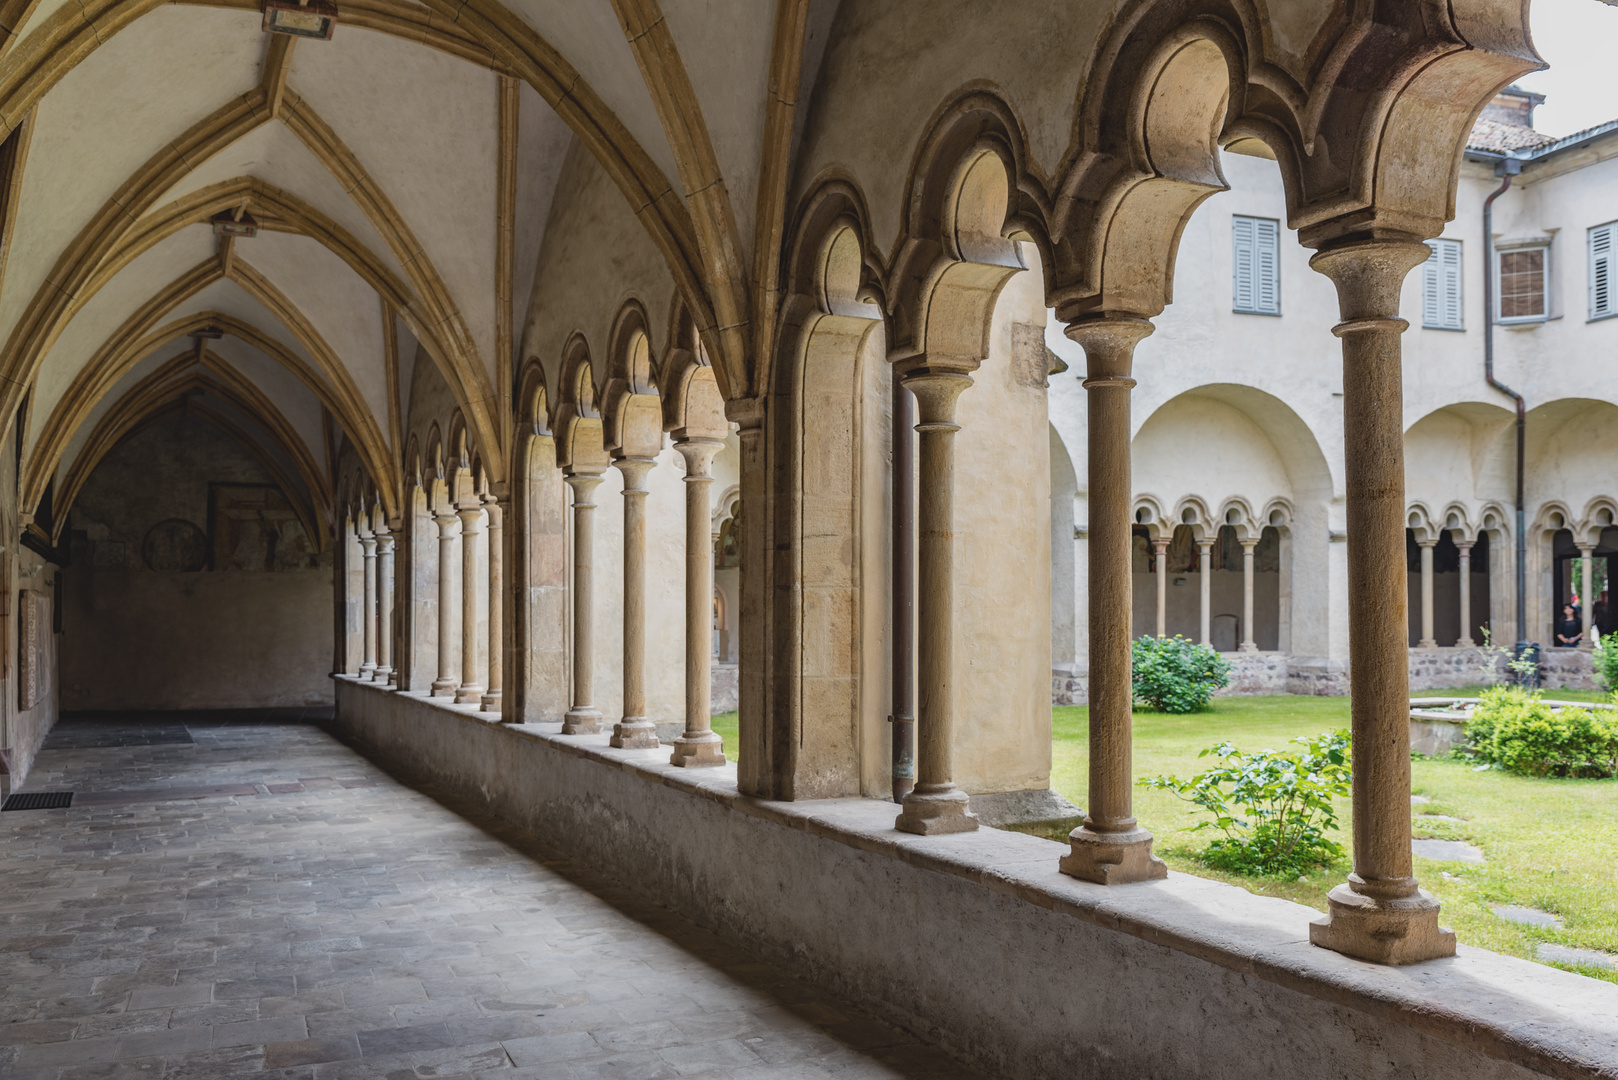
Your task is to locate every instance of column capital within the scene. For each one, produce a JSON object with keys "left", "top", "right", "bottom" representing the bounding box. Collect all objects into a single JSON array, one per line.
[
  {"left": 899, "top": 369, "right": 972, "bottom": 428},
  {"left": 375, "top": 533, "right": 395, "bottom": 554},
  {"left": 1151, "top": 537, "right": 1170, "bottom": 553},
  {"left": 433, "top": 509, "right": 460, "bottom": 537},
  {"left": 1062, "top": 315, "right": 1154, "bottom": 383},
  {"left": 1417, "top": 537, "right": 1437, "bottom": 549},
  {"left": 359, "top": 537, "right": 377, "bottom": 555},
  {"left": 673, "top": 437, "right": 724, "bottom": 480},
  {"left": 1239, "top": 538, "right": 1258, "bottom": 552},
  {"left": 1454, "top": 540, "right": 1475, "bottom": 552},
  {"left": 456, "top": 504, "right": 484, "bottom": 532},
  {"left": 1577, "top": 543, "right": 1596, "bottom": 557},
  {"left": 1196, "top": 538, "right": 1215, "bottom": 552},
  {"left": 564, "top": 472, "right": 605, "bottom": 503},
  {"left": 1308, "top": 239, "right": 1431, "bottom": 325},
  {"left": 612, "top": 456, "right": 656, "bottom": 493}
]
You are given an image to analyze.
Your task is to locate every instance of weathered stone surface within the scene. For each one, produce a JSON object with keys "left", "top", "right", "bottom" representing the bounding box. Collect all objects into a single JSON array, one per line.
[
  {"left": 1494, "top": 906, "right": 1564, "bottom": 929},
  {"left": 1537, "top": 945, "right": 1617, "bottom": 972},
  {"left": 1412, "top": 839, "right": 1487, "bottom": 863}
]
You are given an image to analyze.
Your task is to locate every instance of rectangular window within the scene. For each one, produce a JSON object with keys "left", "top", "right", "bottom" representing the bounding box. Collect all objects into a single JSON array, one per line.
[
  {"left": 1421, "top": 238, "right": 1463, "bottom": 330},
  {"left": 1232, "top": 215, "right": 1280, "bottom": 315},
  {"left": 1498, "top": 246, "right": 1546, "bottom": 321},
  {"left": 1591, "top": 222, "right": 1615, "bottom": 320}
]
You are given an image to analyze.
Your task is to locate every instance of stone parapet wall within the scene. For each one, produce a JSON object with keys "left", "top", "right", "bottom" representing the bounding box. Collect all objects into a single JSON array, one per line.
[
  {"left": 1051, "top": 663, "right": 1086, "bottom": 705},
  {"left": 1538, "top": 649, "right": 1598, "bottom": 691},
  {"left": 1217, "top": 652, "right": 1289, "bottom": 696},
  {"left": 332, "top": 678, "right": 1618, "bottom": 1080}
]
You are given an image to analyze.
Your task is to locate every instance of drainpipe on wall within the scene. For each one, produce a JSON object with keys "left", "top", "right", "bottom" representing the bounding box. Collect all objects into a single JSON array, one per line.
[
  {"left": 890, "top": 373, "right": 916, "bottom": 802},
  {"left": 1482, "top": 156, "right": 1533, "bottom": 673}
]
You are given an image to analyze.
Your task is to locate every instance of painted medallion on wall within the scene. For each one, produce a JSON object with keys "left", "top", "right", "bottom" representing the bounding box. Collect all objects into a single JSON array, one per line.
[{"left": 142, "top": 519, "right": 208, "bottom": 572}]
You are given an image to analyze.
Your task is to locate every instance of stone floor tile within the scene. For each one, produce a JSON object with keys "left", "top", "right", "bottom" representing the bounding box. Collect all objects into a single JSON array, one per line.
[
  {"left": 660, "top": 1038, "right": 767, "bottom": 1074},
  {"left": 263, "top": 1033, "right": 364, "bottom": 1069},
  {"left": 126, "top": 983, "right": 212, "bottom": 1010},
  {"left": 567, "top": 1050, "right": 682, "bottom": 1080},
  {"left": 212, "top": 1014, "right": 309, "bottom": 1048}
]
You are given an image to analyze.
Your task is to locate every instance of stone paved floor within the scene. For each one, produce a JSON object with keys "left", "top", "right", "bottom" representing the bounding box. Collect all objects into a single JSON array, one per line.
[{"left": 0, "top": 714, "right": 988, "bottom": 1080}]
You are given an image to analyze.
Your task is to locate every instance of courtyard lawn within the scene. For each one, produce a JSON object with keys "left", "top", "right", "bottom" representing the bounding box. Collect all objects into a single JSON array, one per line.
[{"left": 710, "top": 693, "right": 1618, "bottom": 981}]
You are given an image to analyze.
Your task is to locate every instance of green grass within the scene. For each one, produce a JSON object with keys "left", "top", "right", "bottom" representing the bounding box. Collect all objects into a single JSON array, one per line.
[{"left": 711, "top": 692, "right": 1618, "bottom": 980}]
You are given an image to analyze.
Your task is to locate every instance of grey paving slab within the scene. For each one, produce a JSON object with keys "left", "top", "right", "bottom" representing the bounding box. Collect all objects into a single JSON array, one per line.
[{"left": 1, "top": 714, "right": 990, "bottom": 1079}]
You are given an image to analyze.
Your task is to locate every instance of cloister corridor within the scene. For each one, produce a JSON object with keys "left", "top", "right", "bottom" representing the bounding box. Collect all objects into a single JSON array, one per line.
[{"left": 0, "top": 714, "right": 981, "bottom": 1080}]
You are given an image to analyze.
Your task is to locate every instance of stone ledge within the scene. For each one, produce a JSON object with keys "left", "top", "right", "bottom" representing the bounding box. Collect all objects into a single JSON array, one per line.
[{"left": 332, "top": 676, "right": 1618, "bottom": 1080}]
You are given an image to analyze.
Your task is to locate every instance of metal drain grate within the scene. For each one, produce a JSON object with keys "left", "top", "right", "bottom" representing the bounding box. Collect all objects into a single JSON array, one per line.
[{"left": 2, "top": 791, "right": 73, "bottom": 811}]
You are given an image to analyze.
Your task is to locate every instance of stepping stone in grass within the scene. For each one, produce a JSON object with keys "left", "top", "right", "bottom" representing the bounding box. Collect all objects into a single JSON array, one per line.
[
  {"left": 1493, "top": 905, "right": 1563, "bottom": 929},
  {"left": 1537, "top": 944, "right": 1616, "bottom": 971},
  {"left": 1412, "top": 838, "right": 1485, "bottom": 863},
  {"left": 1415, "top": 814, "right": 1465, "bottom": 823},
  {"left": 1411, "top": 795, "right": 1432, "bottom": 805}
]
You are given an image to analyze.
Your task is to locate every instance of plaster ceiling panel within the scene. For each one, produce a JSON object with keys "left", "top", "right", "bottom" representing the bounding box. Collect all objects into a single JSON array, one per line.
[
  {"left": 0, "top": 7, "right": 264, "bottom": 352},
  {"left": 499, "top": 0, "right": 679, "bottom": 186},
  {"left": 513, "top": 85, "right": 572, "bottom": 363},
  {"left": 658, "top": 0, "right": 773, "bottom": 255},
  {"left": 153, "top": 122, "right": 409, "bottom": 284},
  {"left": 289, "top": 27, "right": 499, "bottom": 386},
  {"left": 237, "top": 230, "right": 390, "bottom": 443},
  {"left": 10, "top": 0, "right": 76, "bottom": 47},
  {"left": 55, "top": 349, "right": 191, "bottom": 487},
  {"left": 209, "top": 333, "right": 327, "bottom": 469},
  {"left": 28, "top": 225, "right": 218, "bottom": 449},
  {"left": 164, "top": 279, "right": 328, "bottom": 393}
]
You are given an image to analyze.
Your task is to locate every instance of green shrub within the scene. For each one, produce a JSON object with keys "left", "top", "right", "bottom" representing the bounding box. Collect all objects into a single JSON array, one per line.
[
  {"left": 1131, "top": 635, "right": 1231, "bottom": 713},
  {"left": 1140, "top": 731, "right": 1351, "bottom": 877},
  {"left": 1465, "top": 686, "right": 1618, "bottom": 778},
  {"left": 1593, "top": 630, "right": 1618, "bottom": 695}
]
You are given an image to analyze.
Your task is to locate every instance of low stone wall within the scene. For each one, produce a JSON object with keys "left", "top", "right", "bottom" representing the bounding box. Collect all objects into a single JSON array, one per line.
[
  {"left": 333, "top": 677, "right": 1618, "bottom": 1080},
  {"left": 711, "top": 662, "right": 738, "bottom": 713},
  {"left": 1051, "top": 663, "right": 1086, "bottom": 705},
  {"left": 1216, "top": 651, "right": 1288, "bottom": 696},
  {"left": 1540, "top": 649, "right": 1597, "bottom": 691}
]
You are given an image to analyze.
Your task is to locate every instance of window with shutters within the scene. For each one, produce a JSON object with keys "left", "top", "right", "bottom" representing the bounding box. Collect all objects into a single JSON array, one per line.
[
  {"left": 1591, "top": 222, "right": 1615, "bottom": 321},
  {"left": 1421, "top": 239, "right": 1464, "bottom": 330},
  {"left": 1497, "top": 245, "right": 1547, "bottom": 322},
  {"left": 1232, "top": 215, "right": 1280, "bottom": 315}
]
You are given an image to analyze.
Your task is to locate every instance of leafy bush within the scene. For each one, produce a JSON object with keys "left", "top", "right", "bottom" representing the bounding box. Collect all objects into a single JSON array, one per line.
[
  {"left": 1140, "top": 731, "right": 1351, "bottom": 877},
  {"left": 1593, "top": 630, "right": 1618, "bottom": 695},
  {"left": 1465, "top": 686, "right": 1618, "bottom": 778},
  {"left": 1131, "top": 635, "right": 1231, "bottom": 713}
]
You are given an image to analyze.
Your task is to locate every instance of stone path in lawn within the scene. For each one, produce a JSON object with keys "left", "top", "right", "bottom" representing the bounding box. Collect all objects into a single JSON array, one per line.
[{"left": 0, "top": 712, "right": 987, "bottom": 1080}]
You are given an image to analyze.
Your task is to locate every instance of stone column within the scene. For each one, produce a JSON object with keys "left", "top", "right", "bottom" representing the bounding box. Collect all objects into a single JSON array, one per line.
[
  {"left": 1197, "top": 539, "right": 1214, "bottom": 647},
  {"left": 482, "top": 495, "right": 504, "bottom": 712},
  {"left": 610, "top": 458, "right": 659, "bottom": 749},
  {"left": 1240, "top": 538, "right": 1258, "bottom": 652},
  {"left": 359, "top": 533, "right": 378, "bottom": 679},
  {"left": 1418, "top": 538, "right": 1437, "bottom": 648},
  {"left": 1456, "top": 540, "right": 1475, "bottom": 648},
  {"left": 1307, "top": 238, "right": 1454, "bottom": 964},
  {"left": 454, "top": 502, "right": 485, "bottom": 704},
  {"left": 894, "top": 367, "right": 977, "bottom": 835},
  {"left": 671, "top": 438, "right": 725, "bottom": 766},
  {"left": 375, "top": 531, "right": 395, "bottom": 684},
  {"left": 1059, "top": 317, "right": 1165, "bottom": 882},
  {"left": 1579, "top": 544, "right": 1595, "bottom": 649},
  {"left": 1153, "top": 537, "right": 1170, "bottom": 638},
  {"left": 431, "top": 509, "right": 460, "bottom": 697},
  {"left": 562, "top": 472, "right": 605, "bottom": 733}
]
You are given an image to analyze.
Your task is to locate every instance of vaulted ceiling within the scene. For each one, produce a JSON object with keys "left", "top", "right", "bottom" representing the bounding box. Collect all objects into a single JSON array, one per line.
[{"left": 0, "top": 0, "right": 796, "bottom": 534}]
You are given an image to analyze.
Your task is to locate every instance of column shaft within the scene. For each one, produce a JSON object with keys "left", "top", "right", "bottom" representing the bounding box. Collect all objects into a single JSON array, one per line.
[
  {"left": 376, "top": 533, "right": 395, "bottom": 684},
  {"left": 611, "top": 459, "right": 658, "bottom": 749},
  {"left": 1240, "top": 540, "right": 1258, "bottom": 651},
  {"left": 1059, "top": 317, "right": 1164, "bottom": 883},
  {"left": 1456, "top": 542, "right": 1474, "bottom": 647},
  {"left": 431, "top": 511, "right": 460, "bottom": 696},
  {"left": 1307, "top": 238, "right": 1453, "bottom": 964},
  {"left": 1418, "top": 540, "right": 1437, "bottom": 647},
  {"left": 672, "top": 440, "right": 725, "bottom": 766},
  {"left": 562, "top": 474, "right": 604, "bottom": 733},
  {"left": 1198, "top": 540, "right": 1213, "bottom": 647},
  {"left": 1580, "top": 546, "right": 1594, "bottom": 649},
  {"left": 455, "top": 506, "right": 486, "bottom": 703},
  {"left": 894, "top": 370, "right": 976, "bottom": 835},
  {"left": 360, "top": 536, "right": 378, "bottom": 678},
  {"left": 1153, "top": 538, "right": 1169, "bottom": 638},
  {"left": 482, "top": 499, "right": 505, "bottom": 712}
]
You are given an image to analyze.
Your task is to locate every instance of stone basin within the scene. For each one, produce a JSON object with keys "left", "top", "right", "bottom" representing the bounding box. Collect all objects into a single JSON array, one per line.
[{"left": 1408, "top": 696, "right": 1616, "bottom": 757}]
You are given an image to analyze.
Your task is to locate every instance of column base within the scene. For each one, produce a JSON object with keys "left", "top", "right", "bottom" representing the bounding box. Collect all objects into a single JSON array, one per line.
[
  {"left": 430, "top": 680, "right": 458, "bottom": 698},
  {"left": 1238, "top": 643, "right": 1258, "bottom": 653},
  {"left": 895, "top": 785, "right": 978, "bottom": 835},
  {"left": 1417, "top": 639, "right": 1438, "bottom": 649},
  {"left": 359, "top": 663, "right": 376, "bottom": 681},
  {"left": 373, "top": 667, "right": 392, "bottom": 686},
  {"left": 454, "top": 683, "right": 484, "bottom": 705},
  {"left": 480, "top": 690, "right": 502, "bottom": 714},
  {"left": 1309, "top": 880, "right": 1456, "bottom": 965},
  {"left": 669, "top": 731, "right": 725, "bottom": 767},
  {"left": 561, "top": 708, "right": 601, "bottom": 735},
  {"left": 1059, "top": 826, "right": 1168, "bottom": 884},
  {"left": 610, "top": 718, "right": 659, "bottom": 749}
]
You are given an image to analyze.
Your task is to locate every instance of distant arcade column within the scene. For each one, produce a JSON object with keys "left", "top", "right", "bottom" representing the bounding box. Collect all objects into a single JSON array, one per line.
[
  {"left": 1418, "top": 538, "right": 1437, "bottom": 648},
  {"left": 455, "top": 502, "right": 486, "bottom": 704},
  {"left": 610, "top": 458, "right": 659, "bottom": 750},
  {"left": 1240, "top": 537, "right": 1258, "bottom": 652},
  {"left": 562, "top": 472, "right": 605, "bottom": 734},
  {"left": 1153, "top": 537, "right": 1170, "bottom": 638},
  {"left": 359, "top": 532, "right": 378, "bottom": 680},
  {"left": 482, "top": 494, "right": 505, "bottom": 713},
  {"left": 1456, "top": 539, "right": 1475, "bottom": 648},
  {"left": 431, "top": 509, "right": 461, "bottom": 697},
  {"left": 375, "top": 530, "right": 395, "bottom": 684}
]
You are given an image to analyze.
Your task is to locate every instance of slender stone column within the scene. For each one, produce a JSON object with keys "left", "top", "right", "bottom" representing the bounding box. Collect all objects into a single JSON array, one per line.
[
  {"left": 359, "top": 534, "right": 378, "bottom": 679},
  {"left": 1153, "top": 537, "right": 1170, "bottom": 638},
  {"left": 610, "top": 458, "right": 659, "bottom": 749},
  {"left": 482, "top": 496, "right": 504, "bottom": 712},
  {"left": 375, "top": 531, "right": 395, "bottom": 684},
  {"left": 1308, "top": 238, "right": 1454, "bottom": 964},
  {"left": 431, "top": 509, "right": 461, "bottom": 697},
  {"left": 454, "top": 504, "right": 486, "bottom": 703},
  {"left": 671, "top": 438, "right": 725, "bottom": 766},
  {"left": 1418, "top": 538, "right": 1437, "bottom": 648},
  {"left": 1456, "top": 540, "right": 1475, "bottom": 647},
  {"left": 894, "top": 368, "right": 977, "bottom": 835},
  {"left": 1197, "top": 539, "right": 1214, "bottom": 647},
  {"left": 1577, "top": 544, "right": 1595, "bottom": 649},
  {"left": 562, "top": 473, "right": 605, "bottom": 734},
  {"left": 1060, "top": 317, "right": 1165, "bottom": 882},
  {"left": 1240, "top": 538, "right": 1258, "bottom": 652}
]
